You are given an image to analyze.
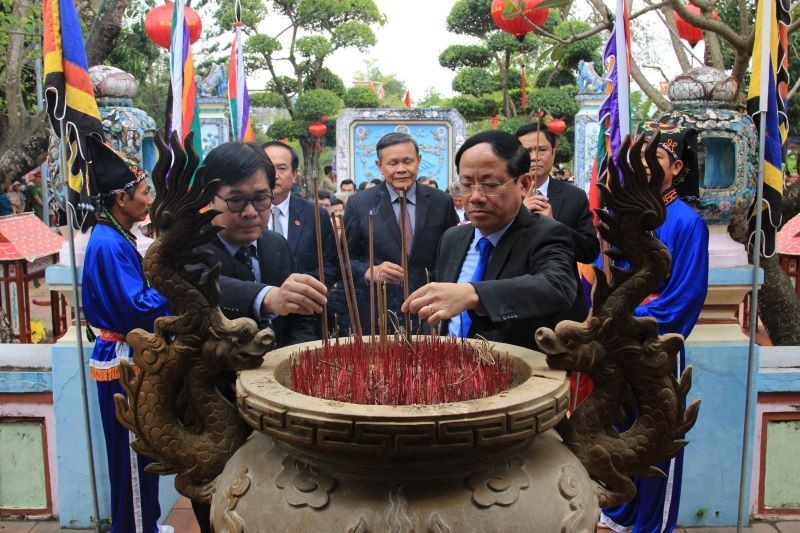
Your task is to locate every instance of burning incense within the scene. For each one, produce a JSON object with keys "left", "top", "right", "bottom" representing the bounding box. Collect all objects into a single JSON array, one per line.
[
  {"left": 331, "top": 213, "right": 359, "bottom": 339},
  {"left": 337, "top": 213, "right": 362, "bottom": 338}
]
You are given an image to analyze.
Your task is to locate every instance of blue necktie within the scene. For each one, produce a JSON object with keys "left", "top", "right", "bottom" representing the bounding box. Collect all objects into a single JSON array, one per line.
[{"left": 459, "top": 237, "right": 493, "bottom": 338}]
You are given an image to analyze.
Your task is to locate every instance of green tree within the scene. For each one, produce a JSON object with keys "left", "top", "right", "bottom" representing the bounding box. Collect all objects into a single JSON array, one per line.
[
  {"left": 344, "top": 85, "right": 381, "bottom": 108},
  {"left": 216, "top": 0, "right": 384, "bottom": 192},
  {"left": 352, "top": 60, "right": 408, "bottom": 108}
]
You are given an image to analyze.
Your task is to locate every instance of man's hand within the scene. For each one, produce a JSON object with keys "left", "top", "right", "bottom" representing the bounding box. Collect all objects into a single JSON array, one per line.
[
  {"left": 262, "top": 274, "right": 327, "bottom": 316},
  {"left": 401, "top": 282, "right": 481, "bottom": 325},
  {"left": 523, "top": 195, "right": 553, "bottom": 218},
  {"left": 365, "top": 261, "right": 405, "bottom": 284}
]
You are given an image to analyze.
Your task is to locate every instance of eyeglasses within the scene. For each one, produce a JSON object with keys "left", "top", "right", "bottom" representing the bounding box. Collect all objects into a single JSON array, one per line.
[
  {"left": 215, "top": 193, "right": 273, "bottom": 212},
  {"left": 458, "top": 178, "right": 519, "bottom": 197}
]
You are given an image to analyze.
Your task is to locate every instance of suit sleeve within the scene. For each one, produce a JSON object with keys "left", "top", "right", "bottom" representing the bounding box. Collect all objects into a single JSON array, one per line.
[
  {"left": 472, "top": 221, "right": 577, "bottom": 323},
  {"left": 566, "top": 188, "right": 600, "bottom": 264},
  {"left": 217, "top": 275, "right": 268, "bottom": 321}
]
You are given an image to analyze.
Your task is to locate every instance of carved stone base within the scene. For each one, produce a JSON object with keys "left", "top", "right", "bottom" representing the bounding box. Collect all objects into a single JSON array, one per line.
[{"left": 211, "top": 430, "right": 598, "bottom": 532}]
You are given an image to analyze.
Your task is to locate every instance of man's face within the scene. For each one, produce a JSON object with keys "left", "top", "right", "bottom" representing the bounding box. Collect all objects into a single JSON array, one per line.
[
  {"left": 376, "top": 142, "right": 421, "bottom": 193},
  {"left": 117, "top": 179, "right": 153, "bottom": 225},
  {"left": 319, "top": 197, "right": 331, "bottom": 209},
  {"left": 340, "top": 182, "right": 355, "bottom": 194},
  {"left": 330, "top": 203, "right": 344, "bottom": 217},
  {"left": 641, "top": 147, "right": 683, "bottom": 193},
  {"left": 459, "top": 143, "right": 528, "bottom": 235},
  {"left": 518, "top": 131, "right": 556, "bottom": 183},
  {"left": 264, "top": 145, "right": 297, "bottom": 204},
  {"left": 210, "top": 170, "right": 271, "bottom": 246},
  {"left": 452, "top": 193, "right": 463, "bottom": 210}
]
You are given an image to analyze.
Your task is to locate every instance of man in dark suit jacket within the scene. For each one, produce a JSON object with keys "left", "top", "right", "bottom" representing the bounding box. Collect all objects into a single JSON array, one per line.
[
  {"left": 402, "top": 130, "right": 576, "bottom": 350},
  {"left": 516, "top": 123, "right": 599, "bottom": 322},
  {"left": 262, "top": 141, "right": 338, "bottom": 286},
  {"left": 195, "top": 142, "right": 325, "bottom": 349},
  {"left": 344, "top": 132, "right": 459, "bottom": 332}
]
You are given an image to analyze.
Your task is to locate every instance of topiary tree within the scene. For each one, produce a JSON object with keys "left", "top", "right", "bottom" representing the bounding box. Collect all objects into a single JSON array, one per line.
[{"left": 344, "top": 85, "right": 381, "bottom": 108}]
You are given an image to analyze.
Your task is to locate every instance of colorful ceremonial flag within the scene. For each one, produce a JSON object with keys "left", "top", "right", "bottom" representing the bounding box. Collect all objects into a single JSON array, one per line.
[
  {"left": 42, "top": 0, "right": 103, "bottom": 200},
  {"left": 169, "top": 0, "right": 203, "bottom": 159},
  {"left": 403, "top": 90, "right": 412, "bottom": 109},
  {"left": 746, "top": 0, "right": 790, "bottom": 257},
  {"left": 228, "top": 12, "right": 255, "bottom": 142}
]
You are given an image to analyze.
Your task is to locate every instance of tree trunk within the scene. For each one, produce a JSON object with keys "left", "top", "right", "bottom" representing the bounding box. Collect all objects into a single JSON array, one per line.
[
  {"left": 660, "top": 4, "right": 692, "bottom": 72},
  {"left": 1, "top": 0, "right": 34, "bottom": 148},
  {"left": 0, "top": 115, "right": 50, "bottom": 188},
  {"left": 630, "top": 60, "right": 672, "bottom": 111},
  {"left": 85, "top": 0, "right": 129, "bottom": 67}
]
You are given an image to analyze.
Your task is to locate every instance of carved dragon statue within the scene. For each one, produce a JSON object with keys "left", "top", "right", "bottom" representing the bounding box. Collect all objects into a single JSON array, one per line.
[
  {"left": 536, "top": 132, "right": 701, "bottom": 508},
  {"left": 114, "top": 133, "right": 274, "bottom": 502}
]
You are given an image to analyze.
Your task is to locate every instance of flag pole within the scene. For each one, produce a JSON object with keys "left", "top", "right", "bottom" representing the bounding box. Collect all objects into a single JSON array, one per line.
[
  {"left": 58, "top": 120, "right": 102, "bottom": 533},
  {"left": 738, "top": 0, "right": 772, "bottom": 528}
]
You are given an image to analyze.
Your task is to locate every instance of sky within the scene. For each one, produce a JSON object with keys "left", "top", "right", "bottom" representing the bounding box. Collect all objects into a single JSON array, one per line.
[{"left": 325, "top": 1, "right": 479, "bottom": 100}]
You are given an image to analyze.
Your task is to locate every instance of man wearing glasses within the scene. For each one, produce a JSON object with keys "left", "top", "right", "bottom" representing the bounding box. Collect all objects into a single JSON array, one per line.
[
  {"left": 402, "top": 130, "right": 576, "bottom": 349},
  {"left": 197, "top": 141, "right": 324, "bottom": 350}
]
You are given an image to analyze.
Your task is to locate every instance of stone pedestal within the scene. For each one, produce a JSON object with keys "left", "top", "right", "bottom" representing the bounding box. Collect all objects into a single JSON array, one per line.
[{"left": 573, "top": 93, "right": 604, "bottom": 193}]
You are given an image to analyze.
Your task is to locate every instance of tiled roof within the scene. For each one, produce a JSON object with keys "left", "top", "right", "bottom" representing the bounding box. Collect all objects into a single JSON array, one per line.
[{"left": 0, "top": 213, "right": 65, "bottom": 262}]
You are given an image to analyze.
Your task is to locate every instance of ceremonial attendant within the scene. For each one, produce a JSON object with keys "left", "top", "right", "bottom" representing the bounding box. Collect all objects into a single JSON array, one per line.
[
  {"left": 82, "top": 137, "right": 172, "bottom": 533},
  {"left": 402, "top": 130, "right": 576, "bottom": 349},
  {"left": 600, "top": 122, "right": 709, "bottom": 533}
]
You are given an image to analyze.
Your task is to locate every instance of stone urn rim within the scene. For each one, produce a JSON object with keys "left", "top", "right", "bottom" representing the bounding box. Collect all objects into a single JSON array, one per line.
[{"left": 237, "top": 337, "right": 569, "bottom": 458}]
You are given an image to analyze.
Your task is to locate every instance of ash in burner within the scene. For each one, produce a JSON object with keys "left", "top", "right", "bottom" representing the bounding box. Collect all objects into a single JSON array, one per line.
[{"left": 289, "top": 336, "right": 514, "bottom": 405}]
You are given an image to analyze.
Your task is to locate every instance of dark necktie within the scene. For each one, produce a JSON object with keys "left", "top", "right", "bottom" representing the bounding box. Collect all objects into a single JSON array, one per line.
[
  {"left": 234, "top": 245, "right": 257, "bottom": 280},
  {"left": 459, "top": 237, "right": 493, "bottom": 338},
  {"left": 397, "top": 197, "right": 413, "bottom": 254}
]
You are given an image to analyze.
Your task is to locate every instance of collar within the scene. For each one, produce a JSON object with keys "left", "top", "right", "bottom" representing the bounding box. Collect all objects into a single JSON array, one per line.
[
  {"left": 272, "top": 192, "right": 291, "bottom": 216},
  {"left": 218, "top": 234, "right": 258, "bottom": 258},
  {"left": 387, "top": 183, "right": 417, "bottom": 205},
  {"left": 663, "top": 188, "right": 678, "bottom": 206},
  {"left": 473, "top": 219, "right": 514, "bottom": 249},
  {"left": 535, "top": 176, "right": 552, "bottom": 197}
]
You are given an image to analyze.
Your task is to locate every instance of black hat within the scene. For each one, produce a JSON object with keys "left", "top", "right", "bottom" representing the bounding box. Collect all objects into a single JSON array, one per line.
[
  {"left": 86, "top": 135, "right": 147, "bottom": 198},
  {"left": 638, "top": 121, "right": 699, "bottom": 201}
]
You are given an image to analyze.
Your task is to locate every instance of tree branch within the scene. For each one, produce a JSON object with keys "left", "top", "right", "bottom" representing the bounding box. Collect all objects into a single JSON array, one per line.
[
  {"left": 1, "top": 0, "right": 33, "bottom": 142},
  {"left": 668, "top": 0, "right": 749, "bottom": 51},
  {"left": 85, "top": 0, "right": 129, "bottom": 67},
  {"left": 0, "top": 114, "right": 50, "bottom": 186},
  {"left": 630, "top": 60, "right": 672, "bottom": 111}
]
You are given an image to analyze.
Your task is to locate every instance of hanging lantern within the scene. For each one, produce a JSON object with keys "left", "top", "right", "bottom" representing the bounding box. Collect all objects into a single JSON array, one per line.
[
  {"left": 491, "top": 0, "right": 549, "bottom": 41},
  {"left": 145, "top": 2, "right": 203, "bottom": 50},
  {"left": 548, "top": 118, "right": 567, "bottom": 135},
  {"left": 673, "top": 4, "right": 719, "bottom": 48},
  {"left": 308, "top": 121, "right": 327, "bottom": 139}
]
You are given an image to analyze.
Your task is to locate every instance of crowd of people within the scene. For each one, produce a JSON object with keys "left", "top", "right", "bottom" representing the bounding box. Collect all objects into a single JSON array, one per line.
[
  {"left": 76, "top": 120, "right": 708, "bottom": 533},
  {"left": 0, "top": 170, "right": 43, "bottom": 218}
]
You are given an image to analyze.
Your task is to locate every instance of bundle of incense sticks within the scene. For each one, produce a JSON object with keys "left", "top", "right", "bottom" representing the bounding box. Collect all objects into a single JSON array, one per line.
[
  {"left": 289, "top": 335, "right": 514, "bottom": 406},
  {"left": 310, "top": 168, "right": 329, "bottom": 343}
]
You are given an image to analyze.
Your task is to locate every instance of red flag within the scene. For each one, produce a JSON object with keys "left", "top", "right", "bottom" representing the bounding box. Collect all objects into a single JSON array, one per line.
[{"left": 403, "top": 90, "right": 412, "bottom": 108}]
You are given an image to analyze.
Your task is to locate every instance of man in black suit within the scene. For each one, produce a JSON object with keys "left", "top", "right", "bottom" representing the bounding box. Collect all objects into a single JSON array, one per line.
[
  {"left": 402, "top": 130, "right": 576, "bottom": 350},
  {"left": 344, "top": 132, "right": 459, "bottom": 332},
  {"left": 516, "top": 123, "right": 599, "bottom": 322},
  {"left": 261, "top": 141, "right": 338, "bottom": 286},
  {"left": 196, "top": 141, "right": 326, "bottom": 348}
]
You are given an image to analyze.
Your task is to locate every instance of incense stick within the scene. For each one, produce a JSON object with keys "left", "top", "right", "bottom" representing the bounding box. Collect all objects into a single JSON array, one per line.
[
  {"left": 310, "top": 169, "right": 329, "bottom": 344},
  {"left": 336, "top": 213, "right": 362, "bottom": 338},
  {"left": 368, "top": 210, "right": 376, "bottom": 346},
  {"left": 331, "top": 213, "right": 358, "bottom": 339},
  {"left": 399, "top": 188, "right": 411, "bottom": 341}
]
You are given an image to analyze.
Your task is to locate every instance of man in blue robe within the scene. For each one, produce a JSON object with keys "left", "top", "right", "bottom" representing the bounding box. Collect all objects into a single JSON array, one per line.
[
  {"left": 600, "top": 122, "right": 709, "bottom": 533},
  {"left": 82, "top": 136, "right": 171, "bottom": 533}
]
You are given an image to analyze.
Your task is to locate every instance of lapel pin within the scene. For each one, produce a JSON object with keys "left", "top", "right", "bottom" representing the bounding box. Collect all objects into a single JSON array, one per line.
[{"left": 294, "top": 219, "right": 301, "bottom": 226}]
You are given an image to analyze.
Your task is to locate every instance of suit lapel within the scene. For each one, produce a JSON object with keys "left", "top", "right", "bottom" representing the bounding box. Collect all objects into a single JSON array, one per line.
[
  {"left": 443, "top": 226, "right": 473, "bottom": 282},
  {"left": 376, "top": 183, "right": 401, "bottom": 245},
  {"left": 484, "top": 208, "right": 529, "bottom": 281},
  {"left": 411, "top": 186, "right": 430, "bottom": 257},
  {"left": 548, "top": 179, "right": 565, "bottom": 220},
  {"left": 287, "top": 196, "right": 302, "bottom": 256}
]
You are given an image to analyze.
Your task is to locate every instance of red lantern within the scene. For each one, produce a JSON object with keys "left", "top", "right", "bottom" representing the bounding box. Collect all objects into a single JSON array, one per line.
[
  {"left": 145, "top": 2, "right": 203, "bottom": 50},
  {"left": 308, "top": 121, "right": 327, "bottom": 139},
  {"left": 673, "top": 5, "right": 719, "bottom": 47},
  {"left": 547, "top": 118, "right": 567, "bottom": 135},
  {"left": 491, "top": 0, "right": 549, "bottom": 40}
]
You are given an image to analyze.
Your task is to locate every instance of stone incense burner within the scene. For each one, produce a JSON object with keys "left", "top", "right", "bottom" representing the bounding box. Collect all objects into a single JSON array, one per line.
[
  {"left": 115, "top": 133, "right": 699, "bottom": 533},
  {"left": 209, "top": 338, "right": 595, "bottom": 531}
]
